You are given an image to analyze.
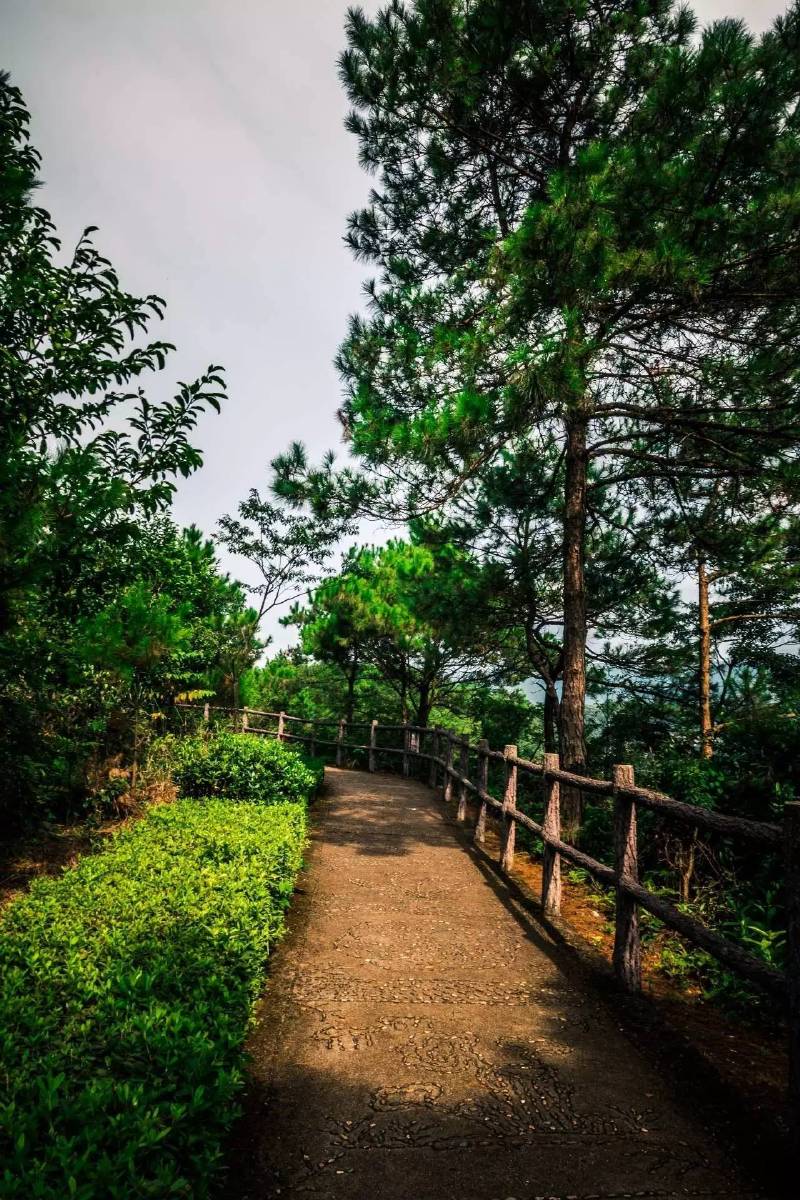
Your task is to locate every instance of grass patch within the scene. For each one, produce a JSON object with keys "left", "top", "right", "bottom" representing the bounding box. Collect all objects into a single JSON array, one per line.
[{"left": 0, "top": 796, "right": 307, "bottom": 1199}]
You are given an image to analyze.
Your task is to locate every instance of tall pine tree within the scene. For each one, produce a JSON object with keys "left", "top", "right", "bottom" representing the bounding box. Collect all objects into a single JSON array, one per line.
[{"left": 333, "top": 1, "right": 800, "bottom": 812}]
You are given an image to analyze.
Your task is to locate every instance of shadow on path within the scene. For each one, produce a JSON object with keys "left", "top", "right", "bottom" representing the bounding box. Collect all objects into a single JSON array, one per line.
[{"left": 222, "top": 769, "right": 768, "bottom": 1200}]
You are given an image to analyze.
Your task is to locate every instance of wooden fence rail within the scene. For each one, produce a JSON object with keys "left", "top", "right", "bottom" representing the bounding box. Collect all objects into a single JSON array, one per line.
[{"left": 176, "top": 702, "right": 799, "bottom": 1131}]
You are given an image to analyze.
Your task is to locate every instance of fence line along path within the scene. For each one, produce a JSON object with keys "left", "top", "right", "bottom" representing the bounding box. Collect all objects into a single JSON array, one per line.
[
  {"left": 221, "top": 764, "right": 763, "bottom": 1199},
  {"left": 178, "top": 704, "right": 797, "bottom": 1166}
]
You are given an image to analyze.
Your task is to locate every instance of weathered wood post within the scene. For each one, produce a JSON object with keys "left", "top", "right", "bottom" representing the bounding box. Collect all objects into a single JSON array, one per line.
[
  {"left": 457, "top": 742, "right": 470, "bottom": 822},
  {"left": 203, "top": 701, "right": 210, "bottom": 724},
  {"left": 785, "top": 801, "right": 800, "bottom": 1153},
  {"left": 612, "top": 764, "right": 641, "bottom": 993},
  {"left": 474, "top": 739, "right": 489, "bottom": 845},
  {"left": 242, "top": 708, "right": 249, "bottom": 733},
  {"left": 277, "top": 711, "right": 285, "bottom": 742},
  {"left": 500, "top": 745, "right": 518, "bottom": 875},
  {"left": 369, "top": 719, "right": 378, "bottom": 773},
  {"left": 428, "top": 728, "right": 439, "bottom": 789},
  {"left": 443, "top": 734, "right": 454, "bottom": 803},
  {"left": 336, "top": 718, "right": 345, "bottom": 767},
  {"left": 541, "top": 752, "right": 562, "bottom": 916},
  {"left": 402, "top": 724, "right": 410, "bottom": 777}
]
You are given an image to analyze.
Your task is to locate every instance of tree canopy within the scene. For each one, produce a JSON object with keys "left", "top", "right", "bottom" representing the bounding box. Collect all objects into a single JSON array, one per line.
[{"left": 0, "top": 73, "right": 243, "bottom": 825}]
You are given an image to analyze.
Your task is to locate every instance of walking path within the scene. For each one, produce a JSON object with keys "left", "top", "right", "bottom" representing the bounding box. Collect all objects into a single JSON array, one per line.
[{"left": 224, "top": 769, "right": 761, "bottom": 1200}]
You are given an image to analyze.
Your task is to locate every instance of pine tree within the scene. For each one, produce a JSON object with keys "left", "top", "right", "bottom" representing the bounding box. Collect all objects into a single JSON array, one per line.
[
  {"left": 294, "top": 539, "right": 495, "bottom": 726},
  {"left": 413, "top": 433, "right": 678, "bottom": 827},
  {"left": 644, "top": 473, "right": 800, "bottom": 758},
  {"left": 334, "top": 0, "right": 800, "bottom": 813}
]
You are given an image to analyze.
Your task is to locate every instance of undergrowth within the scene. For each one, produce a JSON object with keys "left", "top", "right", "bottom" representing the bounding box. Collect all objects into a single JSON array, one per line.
[
  {"left": 0, "top": 795, "right": 307, "bottom": 1198},
  {"left": 563, "top": 866, "right": 785, "bottom": 1016}
]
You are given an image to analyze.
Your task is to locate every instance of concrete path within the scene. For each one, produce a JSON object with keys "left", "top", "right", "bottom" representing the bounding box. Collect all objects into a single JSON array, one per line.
[{"left": 224, "top": 769, "right": 761, "bottom": 1200}]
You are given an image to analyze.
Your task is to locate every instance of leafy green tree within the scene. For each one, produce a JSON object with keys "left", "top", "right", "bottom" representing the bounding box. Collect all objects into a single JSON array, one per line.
[
  {"left": 206, "top": 609, "right": 264, "bottom": 710},
  {"left": 78, "top": 582, "right": 189, "bottom": 791},
  {"left": 218, "top": 443, "right": 357, "bottom": 626},
  {"left": 242, "top": 652, "right": 354, "bottom": 722},
  {"left": 286, "top": 582, "right": 369, "bottom": 722},
  {"left": 0, "top": 73, "right": 225, "bottom": 636},
  {"left": 436, "top": 682, "right": 544, "bottom": 760},
  {"left": 0, "top": 73, "right": 230, "bottom": 825},
  {"left": 113, "top": 520, "right": 257, "bottom": 714}
]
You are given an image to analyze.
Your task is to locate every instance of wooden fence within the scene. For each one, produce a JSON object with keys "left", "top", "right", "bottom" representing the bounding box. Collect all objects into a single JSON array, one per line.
[{"left": 176, "top": 702, "right": 800, "bottom": 1131}]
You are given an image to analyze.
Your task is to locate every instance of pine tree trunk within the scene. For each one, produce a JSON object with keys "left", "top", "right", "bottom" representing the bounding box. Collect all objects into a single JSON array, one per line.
[
  {"left": 698, "top": 559, "right": 714, "bottom": 760},
  {"left": 416, "top": 680, "right": 431, "bottom": 729},
  {"left": 560, "top": 409, "right": 589, "bottom": 836},
  {"left": 345, "top": 658, "right": 358, "bottom": 724},
  {"left": 130, "top": 682, "right": 141, "bottom": 797},
  {"left": 131, "top": 709, "right": 139, "bottom": 796},
  {"left": 544, "top": 686, "right": 559, "bottom": 754},
  {"left": 678, "top": 828, "right": 698, "bottom": 903}
]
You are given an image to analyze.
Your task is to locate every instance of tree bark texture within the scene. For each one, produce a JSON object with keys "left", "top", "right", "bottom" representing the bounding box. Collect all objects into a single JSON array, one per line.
[
  {"left": 544, "top": 687, "right": 559, "bottom": 755},
  {"left": 560, "top": 409, "right": 589, "bottom": 834},
  {"left": 416, "top": 679, "right": 431, "bottom": 729},
  {"left": 698, "top": 558, "right": 714, "bottom": 759},
  {"left": 345, "top": 658, "right": 358, "bottom": 724}
]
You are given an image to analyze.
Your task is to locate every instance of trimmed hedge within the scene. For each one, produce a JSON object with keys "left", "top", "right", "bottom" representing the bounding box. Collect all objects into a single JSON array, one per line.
[
  {"left": 0, "top": 797, "right": 307, "bottom": 1199},
  {"left": 165, "top": 731, "right": 323, "bottom": 803}
]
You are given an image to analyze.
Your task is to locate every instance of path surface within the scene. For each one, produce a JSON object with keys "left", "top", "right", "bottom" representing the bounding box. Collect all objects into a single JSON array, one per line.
[{"left": 224, "top": 770, "right": 760, "bottom": 1200}]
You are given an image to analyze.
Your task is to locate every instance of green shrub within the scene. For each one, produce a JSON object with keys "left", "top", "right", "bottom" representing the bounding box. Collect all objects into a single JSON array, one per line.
[
  {"left": 301, "top": 753, "right": 326, "bottom": 792},
  {"left": 162, "top": 731, "right": 322, "bottom": 804},
  {"left": 0, "top": 797, "right": 306, "bottom": 1199}
]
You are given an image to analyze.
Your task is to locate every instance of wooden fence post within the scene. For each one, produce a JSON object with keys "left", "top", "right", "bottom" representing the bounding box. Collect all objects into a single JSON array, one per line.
[
  {"left": 402, "top": 724, "right": 410, "bottom": 777},
  {"left": 500, "top": 744, "right": 517, "bottom": 875},
  {"left": 457, "top": 742, "right": 470, "bottom": 821},
  {"left": 444, "top": 735, "right": 454, "bottom": 803},
  {"left": 242, "top": 708, "right": 249, "bottom": 732},
  {"left": 277, "top": 711, "right": 285, "bottom": 742},
  {"left": 612, "top": 764, "right": 641, "bottom": 993},
  {"left": 541, "top": 752, "right": 561, "bottom": 916},
  {"left": 428, "top": 728, "right": 439, "bottom": 789},
  {"left": 336, "top": 718, "right": 345, "bottom": 767},
  {"left": 203, "top": 702, "right": 210, "bottom": 724},
  {"left": 369, "top": 719, "right": 378, "bottom": 773},
  {"left": 785, "top": 801, "right": 800, "bottom": 1153},
  {"left": 474, "top": 739, "right": 489, "bottom": 845}
]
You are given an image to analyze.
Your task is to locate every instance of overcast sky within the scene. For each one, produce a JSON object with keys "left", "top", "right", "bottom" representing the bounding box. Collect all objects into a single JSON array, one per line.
[{"left": 3, "top": 0, "right": 789, "bottom": 646}]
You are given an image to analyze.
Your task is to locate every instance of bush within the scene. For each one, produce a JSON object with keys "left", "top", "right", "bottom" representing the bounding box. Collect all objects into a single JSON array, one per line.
[
  {"left": 301, "top": 753, "right": 326, "bottom": 792},
  {"left": 162, "top": 731, "right": 323, "bottom": 804},
  {"left": 0, "top": 797, "right": 307, "bottom": 1199}
]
